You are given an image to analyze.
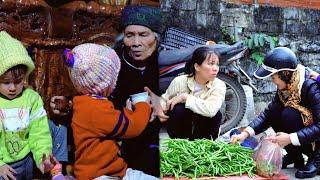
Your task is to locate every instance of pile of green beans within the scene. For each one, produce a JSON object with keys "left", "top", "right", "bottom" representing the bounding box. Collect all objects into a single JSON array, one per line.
[{"left": 160, "top": 139, "right": 256, "bottom": 179}]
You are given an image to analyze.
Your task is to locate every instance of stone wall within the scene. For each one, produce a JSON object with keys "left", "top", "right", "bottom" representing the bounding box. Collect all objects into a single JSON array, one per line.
[
  {"left": 225, "top": 0, "right": 320, "bottom": 10},
  {"left": 161, "top": 0, "right": 320, "bottom": 44},
  {"left": 161, "top": 0, "right": 320, "bottom": 104}
]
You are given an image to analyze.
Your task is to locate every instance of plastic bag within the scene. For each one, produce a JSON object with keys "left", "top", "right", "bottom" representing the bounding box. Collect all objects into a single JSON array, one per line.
[{"left": 254, "top": 139, "right": 282, "bottom": 177}]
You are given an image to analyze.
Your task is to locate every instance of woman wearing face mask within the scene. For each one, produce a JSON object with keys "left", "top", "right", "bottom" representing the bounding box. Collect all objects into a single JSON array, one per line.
[
  {"left": 230, "top": 47, "right": 320, "bottom": 179},
  {"left": 159, "top": 47, "right": 226, "bottom": 140}
]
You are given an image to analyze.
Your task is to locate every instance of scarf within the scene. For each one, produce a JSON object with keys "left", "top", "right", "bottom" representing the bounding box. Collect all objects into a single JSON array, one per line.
[{"left": 278, "top": 66, "right": 313, "bottom": 126}]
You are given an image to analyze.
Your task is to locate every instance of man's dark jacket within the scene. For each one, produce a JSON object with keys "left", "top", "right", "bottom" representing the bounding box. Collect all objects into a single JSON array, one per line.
[{"left": 110, "top": 47, "right": 160, "bottom": 177}]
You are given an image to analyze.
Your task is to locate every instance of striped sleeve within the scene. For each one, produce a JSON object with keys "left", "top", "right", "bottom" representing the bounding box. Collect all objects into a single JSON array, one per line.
[{"left": 109, "top": 103, "right": 151, "bottom": 139}]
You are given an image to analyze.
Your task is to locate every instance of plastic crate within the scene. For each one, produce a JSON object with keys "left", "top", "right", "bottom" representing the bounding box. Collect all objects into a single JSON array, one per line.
[{"left": 160, "top": 27, "right": 208, "bottom": 50}]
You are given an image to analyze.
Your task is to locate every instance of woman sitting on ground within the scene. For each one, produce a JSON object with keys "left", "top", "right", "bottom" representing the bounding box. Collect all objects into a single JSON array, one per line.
[{"left": 159, "top": 46, "right": 226, "bottom": 140}]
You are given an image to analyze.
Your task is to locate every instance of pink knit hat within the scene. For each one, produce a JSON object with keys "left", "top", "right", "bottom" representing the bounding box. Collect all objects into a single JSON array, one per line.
[{"left": 63, "top": 43, "right": 121, "bottom": 95}]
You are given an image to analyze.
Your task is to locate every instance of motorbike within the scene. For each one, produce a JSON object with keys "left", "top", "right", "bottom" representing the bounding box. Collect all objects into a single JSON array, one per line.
[{"left": 158, "top": 27, "right": 257, "bottom": 134}]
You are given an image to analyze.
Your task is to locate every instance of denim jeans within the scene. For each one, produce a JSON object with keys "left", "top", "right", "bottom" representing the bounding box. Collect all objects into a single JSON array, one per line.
[
  {"left": 0, "top": 154, "right": 33, "bottom": 180},
  {"left": 49, "top": 120, "right": 68, "bottom": 162}
]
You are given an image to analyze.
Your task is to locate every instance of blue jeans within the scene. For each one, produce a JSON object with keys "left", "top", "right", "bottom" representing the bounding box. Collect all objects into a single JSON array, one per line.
[
  {"left": 49, "top": 120, "right": 68, "bottom": 162},
  {"left": 0, "top": 154, "right": 33, "bottom": 180}
]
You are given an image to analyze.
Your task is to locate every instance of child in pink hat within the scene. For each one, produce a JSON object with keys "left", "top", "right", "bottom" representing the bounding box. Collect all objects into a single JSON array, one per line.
[{"left": 63, "top": 43, "right": 157, "bottom": 180}]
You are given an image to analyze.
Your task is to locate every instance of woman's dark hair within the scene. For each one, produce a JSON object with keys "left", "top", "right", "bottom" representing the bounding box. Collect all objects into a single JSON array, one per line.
[
  {"left": 277, "top": 70, "right": 294, "bottom": 84},
  {"left": 185, "top": 46, "right": 220, "bottom": 76},
  {"left": 0, "top": 65, "right": 28, "bottom": 80}
]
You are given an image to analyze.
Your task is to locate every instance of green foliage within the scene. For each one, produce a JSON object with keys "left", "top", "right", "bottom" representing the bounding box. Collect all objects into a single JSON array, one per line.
[
  {"left": 251, "top": 52, "right": 265, "bottom": 65},
  {"left": 241, "top": 33, "right": 278, "bottom": 65},
  {"left": 218, "top": 28, "right": 279, "bottom": 65},
  {"left": 219, "top": 27, "right": 236, "bottom": 44}
]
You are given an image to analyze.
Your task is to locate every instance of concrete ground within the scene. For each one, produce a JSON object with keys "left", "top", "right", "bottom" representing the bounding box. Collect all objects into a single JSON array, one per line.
[{"left": 282, "top": 167, "right": 320, "bottom": 180}]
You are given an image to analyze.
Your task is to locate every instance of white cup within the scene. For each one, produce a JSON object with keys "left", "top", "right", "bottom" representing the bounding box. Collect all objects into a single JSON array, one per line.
[{"left": 130, "top": 92, "right": 149, "bottom": 104}]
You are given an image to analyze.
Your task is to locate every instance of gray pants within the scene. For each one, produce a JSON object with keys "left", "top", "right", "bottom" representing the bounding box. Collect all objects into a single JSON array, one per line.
[{"left": 0, "top": 154, "right": 33, "bottom": 180}]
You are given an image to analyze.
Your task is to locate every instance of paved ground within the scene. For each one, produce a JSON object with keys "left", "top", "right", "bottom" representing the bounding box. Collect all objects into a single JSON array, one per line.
[
  {"left": 282, "top": 168, "right": 299, "bottom": 180},
  {"left": 283, "top": 167, "right": 320, "bottom": 180}
]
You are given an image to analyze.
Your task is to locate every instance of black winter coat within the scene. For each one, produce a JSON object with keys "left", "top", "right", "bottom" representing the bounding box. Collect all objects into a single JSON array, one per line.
[
  {"left": 110, "top": 48, "right": 160, "bottom": 109},
  {"left": 110, "top": 47, "right": 161, "bottom": 177},
  {"left": 250, "top": 68, "right": 320, "bottom": 145}
]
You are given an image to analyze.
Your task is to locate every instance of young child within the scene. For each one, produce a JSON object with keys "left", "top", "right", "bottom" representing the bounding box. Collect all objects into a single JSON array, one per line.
[
  {"left": 160, "top": 46, "right": 226, "bottom": 140},
  {"left": 0, "top": 31, "right": 54, "bottom": 179},
  {"left": 63, "top": 43, "right": 158, "bottom": 180}
]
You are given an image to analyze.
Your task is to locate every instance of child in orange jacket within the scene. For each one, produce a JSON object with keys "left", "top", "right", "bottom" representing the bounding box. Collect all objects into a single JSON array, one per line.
[{"left": 63, "top": 43, "right": 157, "bottom": 180}]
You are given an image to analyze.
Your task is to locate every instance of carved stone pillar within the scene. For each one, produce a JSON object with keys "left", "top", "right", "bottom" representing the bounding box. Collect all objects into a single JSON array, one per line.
[{"left": 0, "top": 0, "right": 122, "bottom": 118}]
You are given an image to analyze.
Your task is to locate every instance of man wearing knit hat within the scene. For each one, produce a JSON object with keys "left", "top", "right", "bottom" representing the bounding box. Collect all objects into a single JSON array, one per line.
[
  {"left": 64, "top": 43, "right": 157, "bottom": 180},
  {"left": 0, "top": 31, "right": 54, "bottom": 179},
  {"left": 111, "top": 5, "right": 165, "bottom": 177}
]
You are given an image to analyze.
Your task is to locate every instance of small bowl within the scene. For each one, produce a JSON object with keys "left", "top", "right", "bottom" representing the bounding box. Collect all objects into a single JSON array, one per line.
[{"left": 130, "top": 92, "right": 149, "bottom": 104}]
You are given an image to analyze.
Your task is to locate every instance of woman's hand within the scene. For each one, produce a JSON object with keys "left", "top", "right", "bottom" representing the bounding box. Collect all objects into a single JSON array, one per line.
[
  {"left": 144, "top": 87, "right": 169, "bottom": 122},
  {"left": 310, "top": 71, "right": 319, "bottom": 81},
  {"left": 264, "top": 132, "right": 291, "bottom": 147},
  {"left": 157, "top": 108, "right": 169, "bottom": 122},
  {"left": 0, "top": 164, "right": 16, "bottom": 180},
  {"left": 167, "top": 93, "right": 188, "bottom": 110},
  {"left": 230, "top": 131, "right": 249, "bottom": 144},
  {"left": 50, "top": 96, "right": 72, "bottom": 116}
]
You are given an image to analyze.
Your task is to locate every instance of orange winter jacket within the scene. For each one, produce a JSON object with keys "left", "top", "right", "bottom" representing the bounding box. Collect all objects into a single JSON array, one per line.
[{"left": 71, "top": 95, "right": 151, "bottom": 180}]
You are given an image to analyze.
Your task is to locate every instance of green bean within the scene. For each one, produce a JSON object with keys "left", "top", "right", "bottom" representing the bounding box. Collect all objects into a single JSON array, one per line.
[{"left": 160, "top": 139, "right": 256, "bottom": 179}]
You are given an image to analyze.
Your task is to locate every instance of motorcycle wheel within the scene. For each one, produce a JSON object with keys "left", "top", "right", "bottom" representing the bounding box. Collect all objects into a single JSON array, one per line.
[{"left": 218, "top": 73, "right": 247, "bottom": 134}]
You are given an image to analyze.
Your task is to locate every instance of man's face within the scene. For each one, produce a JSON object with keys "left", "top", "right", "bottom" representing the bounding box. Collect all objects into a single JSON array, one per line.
[
  {"left": 123, "top": 25, "right": 157, "bottom": 61},
  {"left": 0, "top": 72, "right": 25, "bottom": 100}
]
